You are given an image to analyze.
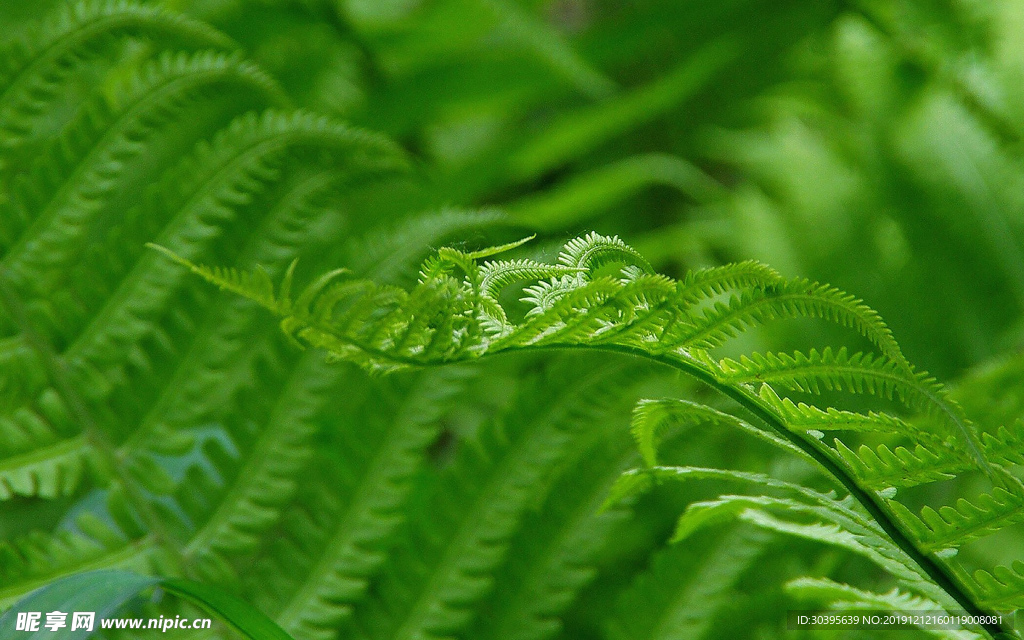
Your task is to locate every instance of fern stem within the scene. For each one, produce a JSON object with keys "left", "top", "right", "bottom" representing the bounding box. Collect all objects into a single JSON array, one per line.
[
  {"left": 518, "top": 343, "right": 1012, "bottom": 639},
  {"left": 241, "top": 305, "right": 1011, "bottom": 636}
]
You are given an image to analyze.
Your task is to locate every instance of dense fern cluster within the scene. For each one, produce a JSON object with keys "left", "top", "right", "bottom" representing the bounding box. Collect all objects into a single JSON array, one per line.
[
  {"left": 3, "top": 1, "right": 1024, "bottom": 640},
  {"left": 168, "top": 228, "right": 1024, "bottom": 637}
]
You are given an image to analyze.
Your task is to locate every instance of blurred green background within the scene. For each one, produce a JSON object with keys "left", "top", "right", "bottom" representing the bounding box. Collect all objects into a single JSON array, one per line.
[
  {"left": 3, "top": 0, "right": 1024, "bottom": 638},
  {"left": 7, "top": 0, "right": 1024, "bottom": 377}
]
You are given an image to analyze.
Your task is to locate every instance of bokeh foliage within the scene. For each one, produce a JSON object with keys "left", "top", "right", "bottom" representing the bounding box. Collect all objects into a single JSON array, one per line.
[{"left": 1, "top": 1, "right": 1024, "bottom": 639}]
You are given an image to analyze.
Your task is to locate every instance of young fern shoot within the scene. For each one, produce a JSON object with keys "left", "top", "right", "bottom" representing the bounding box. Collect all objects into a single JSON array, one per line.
[{"left": 151, "top": 232, "right": 1020, "bottom": 638}]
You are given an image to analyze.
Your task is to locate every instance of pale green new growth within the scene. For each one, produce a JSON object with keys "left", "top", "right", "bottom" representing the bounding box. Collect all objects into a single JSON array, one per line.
[{"left": 155, "top": 231, "right": 1022, "bottom": 638}]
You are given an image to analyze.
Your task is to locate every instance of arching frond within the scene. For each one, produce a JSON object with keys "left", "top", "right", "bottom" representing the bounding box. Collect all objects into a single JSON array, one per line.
[
  {"left": 967, "top": 562, "right": 1024, "bottom": 610},
  {"left": 0, "top": 0, "right": 235, "bottom": 152},
  {"left": 629, "top": 397, "right": 805, "bottom": 467},
  {"left": 757, "top": 384, "right": 922, "bottom": 437},
  {"left": 604, "top": 526, "right": 771, "bottom": 640},
  {"left": 0, "top": 49, "right": 282, "bottom": 282},
  {"left": 557, "top": 231, "right": 653, "bottom": 274},
  {"left": 0, "top": 6, "right": 1010, "bottom": 626},
  {"left": 670, "top": 279, "right": 907, "bottom": 367},
  {"left": 710, "top": 348, "right": 990, "bottom": 476}
]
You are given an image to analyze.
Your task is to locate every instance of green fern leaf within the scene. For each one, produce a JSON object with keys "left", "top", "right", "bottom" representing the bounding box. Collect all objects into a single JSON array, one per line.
[
  {"left": 967, "top": 562, "right": 1024, "bottom": 610},
  {"left": 757, "top": 384, "right": 924, "bottom": 437},
  {"left": 240, "top": 370, "right": 469, "bottom": 640},
  {"left": 0, "top": 511, "right": 160, "bottom": 609},
  {"left": 466, "top": 434, "right": 633, "bottom": 640},
  {"left": 712, "top": 347, "right": 991, "bottom": 478},
  {"left": 832, "top": 439, "right": 971, "bottom": 490},
  {"left": 0, "top": 50, "right": 282, "bottom": 288},
  {"left": 670, "top": 279, "right": 907, "bottom": 367},
  {"left": 157, "top": 231, "right": 1014, "bottom": 634},
  {"left": 557, "top": 231, "right": 653, "bottom": 274},
  {"left": 629, "top": 397, "right": 805, "bottom": 467},
  {"left": 0, "top": 0, "right": 235, "bottom": 153},
  {"left": 787, "top": 577, "right": 984, "bottom": 640},
  {"left": 343, "top": 362, "right": 638, "bottom": 640},
  {"left": 604, "top": 526, "right": 771, "bottom": 640},
  {"left": 888, "top": 485, "right": 1024, "bottom": 552}
]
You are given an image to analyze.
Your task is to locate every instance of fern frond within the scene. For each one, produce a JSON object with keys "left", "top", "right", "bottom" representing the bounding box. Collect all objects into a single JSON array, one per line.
[
  {"left": 145, "top": 244, "right": 283, "bottom": 313},
  {"left": 161, "top": 232, "right": 1013, "bottom": 633},
  {"left": 675, "top": 260, "right": 783, "bottom": 302},
  {"left": 888, "top": 484, "right": 1024, "bottom": 552},
  {"left": 757, "top": 387, "right": 968, "bottom": 491},
  {"left": 119, "top": 239, "right": 378, "bottom": 582},
  {"left": 629, "top": 397, "right": 805, "bottom": 467},
  {"left": 172, "top": 356, "right": 344, "bottom": 580},
  {"left": 343, "top": 361, "right": 637, "bottom": 640},
  {"left": 253, "top": 370, "right": 470, "bottom": 640},
  {"left": 466, "top": 435, "right": 633, "bottom": 640},
  {"left": 511, "top": 278, "right": 629, "bottom": 346},
  {"left": 67, "top": 109, "right": 404, "bottom": 371},
  {"left": 0, "top": 108, "right": 400, "bottom": 502},
  {"left": 0, "top": 512, "right": 160, "bottom": 609},
  {"left": 757, "top": 384, "right": 922, "bottom": 437},
  {"left": 631, "top": 398, "right": 731, "bottom": 467},
  {"left": 979, "top": 420, "right": 1024, "bottom": 467},
  {"left": 0, "top": 435, "right": 91, "bottom": 501},
  {"left": 671, "top": 279, "right": 907, "bottom": 367},
  {"left": 240, "top": 226, "right": 495, "bottom": 638},
  {"left": 476, "top": 258, "right": 584, "bottom": 333},
  {"left": 787, "top": 577, "right": 984, "bottom": 640},
  {"left": 671, "top": 493, "right": 952, "bottom": 604},
  {"left": 0, "top": 104, "right": 405, "bottom": 516},
  {"left": 604, "top": 466, "right": 860, "bottom": 532},
  {"left": 714, "top": 347, "right": 908, "bottom": 400},
  {"left": 0, "top": 49, "right": 287, "bottom": 412},
  {"left": 0, "top": 50, "right": 282, "bottom": 284},
  {"left": 461, "top": 234, "right": 537, "bottom": 260},
  {"left": 479, "top": 259, "right": 583, "bottom": 301},
  {"left": 103, "top": 171, "right": 359, "bottom": 459},
  {"left": 557, "top": 231, "right": 653, "bottom": 274},
  {"left": 605, "top": 465, "right": 959, "bottom": 606},
  {"left": 11, "top": 0, "right": 1020, "bottom": 637},
  {"left": 604, "top": 526, "right": 771, "bottom": 640},
  {"left": 0, "top": 0, "right": 235, "bottom": 151},
  {"left": 967, "top": 562, "right": 1024, "bottom": 609},
  {"left": 832, "top": 439, "right": 971, "bottom": 490},
  {"left": 0, "top": 383, "right": 91, "bottom": 501},
  {"left": 583, "top": 274, "right": 679, "bottom": 343},
  {"left": 157, "top": 233, "right": 999, "bottom": 494},
  {"left": 712, "top": 347, "right": 991, "bottom": 477},
  {"left": 518, "top": 273, "right": 668, "bottom": 329}
]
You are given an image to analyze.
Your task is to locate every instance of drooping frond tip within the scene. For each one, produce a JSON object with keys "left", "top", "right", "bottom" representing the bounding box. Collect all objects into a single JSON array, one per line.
[
  {"left": 148, "top": 231, "right": 988, "bottom": 474},
  {"left": 148, "top": 230, "right": 1018, "bottom": 634},
  {"left": 146, "top": 243, "right": 285, "bottom": 312}
]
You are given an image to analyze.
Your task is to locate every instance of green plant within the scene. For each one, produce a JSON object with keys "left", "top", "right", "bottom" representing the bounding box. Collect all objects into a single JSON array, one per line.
[
  {"left": 3, "top": 1, "right": 1024, "bottom": 640},
  {"left": 157, "top": 230, "right": 1024, "bottom": 638}
]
